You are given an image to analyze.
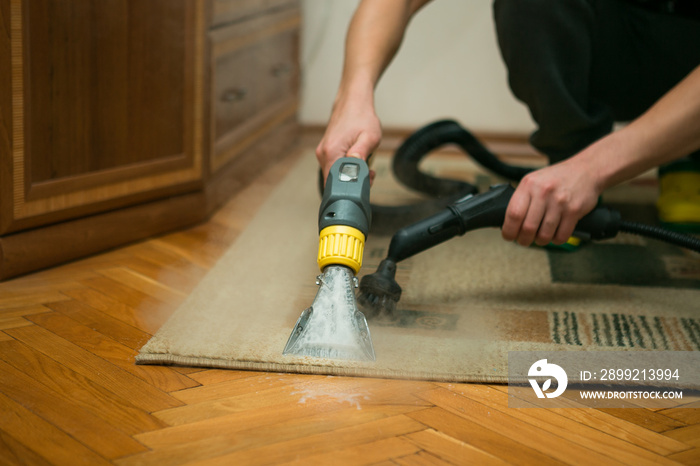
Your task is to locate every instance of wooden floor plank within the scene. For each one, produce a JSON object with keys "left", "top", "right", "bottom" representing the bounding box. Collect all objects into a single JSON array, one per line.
[
  {"left": 407, "top": 407, "right": 560, "bottom": 465},
  {"left": 0, "top": 429, "right": 53, "bottom": 466},
  {"left": 276, "top": 436, "right": 421, "bottom": 466},
  {"left": 161, "top": 375, "right": 429, "bottom": 427},
  {"left": 419, "top": 386, "right": 623, "bottom": 466},
  {"left": 673, "top": 399, "right": 700, "bottom": 409},
  {"left": 487, "top": 384, "right": 691, "bottom": 456},
  {"left": 62, "top": 285, "right": 168, "bottom": 334},
  {"left": 404, "top": 429, "right": 509, "bottom": 466},
  {"left": 148, "top": 231, "right": 222, "bottom": 270},
  {"left": 0, "top": 339, "right": 166, "bottom": 436},
  {"left": 0, "top": 358, "right": 147, "bottom": 460},
  {"left": 153, "top": 378, "right": 351, "bottom": 427},
  {"left": 128, "top": 241, "right": 210, "bottom": 275},
  {"left": 0, "top": 316, "right": 34, "bottom": 330},
  {"left": 144, "top": 378, "right": 431, "bottom": 449},
  {"left": 659, "top": 407, "right": 700, "bottom": 427},
  {"left": 26, "top": 310, "right": 199, "bottom": 392},
  {"left": 97, "top": 267, "right": 189, "bottom": 304},
  {"left": 392, "top": 450, "right": 453, "bottom": 466},
  {"left": 665, "top": 424, "right": 700, "bottom": 448},
  {"left": 188, "top": 413, "right": 426, "bottom": 466},
  {"left": 78, "top": 275, "right": 174, "bottom": 330},
  {"left": 169, "top": 372, "right": 312, "bottom": 405},
  {"left": 470, "top": 386, "right": 686, "bottom": 456},
  {"left": 4, "top": 324, "right": 183, "bottom": 412},
  {"left": 146, "top": 237, "right": 216, "bottom": 271},
  {"left": 0, "top": 291, "right": 70, "bottom": 310},
  {"left": 184, "top": 368, "right": 260, "bottom": 386},
  {"left": 114, "top": 256, "right": 203, "bottom": 296},
  {"left": 598, "top": 407, "right": 688, "bottom": 433},
  {"left": 44, "top": 299, "right": 153, "bottom": 351},
  {"left": 0, "top": 304, "right": 52, "bottom": 318},
  {"left": 0, "top": 267, "right": 98, "bottom": 294},
  {"left": 122, "top": 405, "right": 426, "bottom": 465},
  {"left": 138, "top": 394, "right": 357, "bottom": 450},
  {"left": 0, "top": 391, "right": 111, "bottom": 466},
  {"left": 172, "top": 366, "right": 208, "bottom": 375},
  {"left": 668, "top": 447, "right": 700, "bottom": 465}
]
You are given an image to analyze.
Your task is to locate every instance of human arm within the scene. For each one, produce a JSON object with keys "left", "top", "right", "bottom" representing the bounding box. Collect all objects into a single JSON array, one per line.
[
  {"left": 316, "top": 0, "right": 432, "bottom": 182},
  {"left": 502, "top": 64, "right": 700, "bottom": 247}
]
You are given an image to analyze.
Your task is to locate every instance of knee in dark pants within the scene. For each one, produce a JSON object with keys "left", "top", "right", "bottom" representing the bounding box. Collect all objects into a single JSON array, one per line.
[{"left": 493, "top": 0, "right": 608, "bottom": 161}]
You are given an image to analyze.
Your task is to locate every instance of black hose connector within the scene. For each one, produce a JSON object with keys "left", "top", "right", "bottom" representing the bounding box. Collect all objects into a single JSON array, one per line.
[{"left": 572, "top": 207, "right": 621, "bottom": 241}]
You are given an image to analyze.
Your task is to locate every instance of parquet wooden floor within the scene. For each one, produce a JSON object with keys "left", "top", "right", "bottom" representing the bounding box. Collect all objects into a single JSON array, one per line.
[{"left": 1, "top": 148, "right": 699, "bottom": 465}]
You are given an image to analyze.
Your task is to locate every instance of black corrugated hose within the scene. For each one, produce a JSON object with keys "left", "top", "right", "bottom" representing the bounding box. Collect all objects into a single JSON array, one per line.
[
  {"left": 391, "top": 119, "right": 533, "bottom": 195},
  {"left": 368, "top": 119, "right": 537, "bottom": 233},
  {"left": 619, "top": 221, "right": 700, "bottom": 252}
]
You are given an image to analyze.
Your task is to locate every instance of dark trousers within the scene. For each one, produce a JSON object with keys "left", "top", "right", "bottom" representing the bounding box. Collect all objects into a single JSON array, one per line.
[{"left": 493, "top": 0, "right": 700, "bottom": 163}]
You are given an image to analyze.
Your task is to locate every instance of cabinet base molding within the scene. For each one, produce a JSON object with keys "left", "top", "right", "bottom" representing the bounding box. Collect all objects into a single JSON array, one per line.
[{"left": 0, "top": 192, "right": 206, "bottom": 281}]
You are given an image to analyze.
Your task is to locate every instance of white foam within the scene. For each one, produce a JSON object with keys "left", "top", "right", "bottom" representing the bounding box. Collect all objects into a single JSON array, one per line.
[{"left": 287, "top": 266, "right": 373, "bottom": 360}]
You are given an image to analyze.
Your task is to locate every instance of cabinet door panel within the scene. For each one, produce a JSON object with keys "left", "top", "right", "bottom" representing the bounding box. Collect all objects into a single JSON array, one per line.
[{"left": 1, "top": 0, "right": 206, "bottom": 235}]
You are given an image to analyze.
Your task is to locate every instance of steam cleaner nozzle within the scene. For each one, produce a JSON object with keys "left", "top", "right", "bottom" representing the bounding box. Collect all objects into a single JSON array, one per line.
[{"left": 284, "top": 157, "right": 376, "bottom": 361}]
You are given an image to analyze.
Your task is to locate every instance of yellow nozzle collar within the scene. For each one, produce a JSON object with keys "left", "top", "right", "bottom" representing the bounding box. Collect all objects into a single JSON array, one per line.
[{"left": 317, "top": 225, "right": 365, "bottom": 274}]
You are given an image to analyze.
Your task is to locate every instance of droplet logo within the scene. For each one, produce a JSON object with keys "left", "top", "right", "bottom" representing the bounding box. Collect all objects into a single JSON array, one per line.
[{"left": 528, "top": 359, "right": 568, "bottom": 398}]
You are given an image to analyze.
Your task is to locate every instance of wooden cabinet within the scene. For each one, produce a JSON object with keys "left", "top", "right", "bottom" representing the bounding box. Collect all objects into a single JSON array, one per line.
[{"left": 0, "top": 0, "right": 300, "bottom": 280}]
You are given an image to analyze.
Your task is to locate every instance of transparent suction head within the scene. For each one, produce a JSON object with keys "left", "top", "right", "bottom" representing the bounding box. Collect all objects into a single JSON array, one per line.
[{"left": 283, "top": 265, "right": 375, "bottom": 361}]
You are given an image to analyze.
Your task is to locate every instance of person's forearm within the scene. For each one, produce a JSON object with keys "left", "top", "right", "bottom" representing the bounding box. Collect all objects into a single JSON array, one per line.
[
  {"left": 502, "top": 65, "right": 700, "bottom": 247},
  {"left": 584, "top": 65, "right": 700, "bottom": 192},
  {"left": 335, "top": 0, "right": 432, "bottom": 105},
  {"left": 315, "top": 0, "right": 431, "bottom": 180}
]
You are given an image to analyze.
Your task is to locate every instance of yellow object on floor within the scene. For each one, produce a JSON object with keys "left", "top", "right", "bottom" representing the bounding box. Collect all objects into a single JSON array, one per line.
[{"left": 657, "top": 165, "right": 700, "bottom": 232}]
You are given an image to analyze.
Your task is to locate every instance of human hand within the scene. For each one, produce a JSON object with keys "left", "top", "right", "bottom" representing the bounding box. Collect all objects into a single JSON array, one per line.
[
  {"left": 315, "top": 98, "right": 381, "bottom": 185},
  {"left": 501, "top": 159, "right": 603, "bottom": 246}
]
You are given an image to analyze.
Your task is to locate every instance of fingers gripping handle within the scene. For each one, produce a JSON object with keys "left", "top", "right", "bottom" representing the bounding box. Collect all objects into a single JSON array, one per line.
[{"left": 386, "top": 184, "right": 620, "bottom": 263}]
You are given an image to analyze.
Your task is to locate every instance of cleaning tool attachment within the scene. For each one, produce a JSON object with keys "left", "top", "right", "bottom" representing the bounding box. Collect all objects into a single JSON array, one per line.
[
  {"left": 283, "top": 266, "right": 375, "bottom": 361},
  {"left": 357, "top": 184, "right": 624, "bottom": 318},
  {"left": 284, "top": 157, "right": 376, "bottom": 361}
]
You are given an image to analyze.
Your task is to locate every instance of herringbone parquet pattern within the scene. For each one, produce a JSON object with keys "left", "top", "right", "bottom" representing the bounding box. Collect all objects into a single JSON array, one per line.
[{"left": 1, "top": 150, "right": 699, "bottom": 465}]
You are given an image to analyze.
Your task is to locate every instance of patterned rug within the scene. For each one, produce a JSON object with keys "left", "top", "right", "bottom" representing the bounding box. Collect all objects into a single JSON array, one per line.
[{"left": 137, "top": 151, "right": 700, "bottom": 382}]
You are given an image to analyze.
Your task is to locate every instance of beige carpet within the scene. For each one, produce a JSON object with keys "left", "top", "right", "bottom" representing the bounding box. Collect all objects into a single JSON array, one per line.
[{"left": 137, "top": 151, "right": 700, "bottom": 383}]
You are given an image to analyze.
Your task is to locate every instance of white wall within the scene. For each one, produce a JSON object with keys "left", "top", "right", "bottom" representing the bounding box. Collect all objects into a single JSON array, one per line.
[{"left": 300, "top": 0, "right": 536, "bottom": 134}]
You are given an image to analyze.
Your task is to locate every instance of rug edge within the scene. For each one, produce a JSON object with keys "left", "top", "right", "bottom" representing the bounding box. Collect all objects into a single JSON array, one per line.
[{"left": 135, "top": 351, "right": 510, "bottom": 384}]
